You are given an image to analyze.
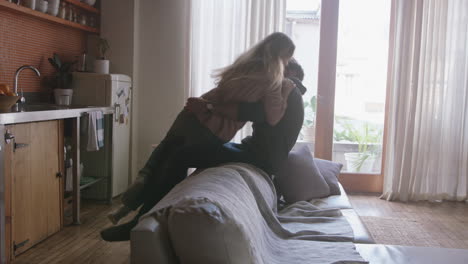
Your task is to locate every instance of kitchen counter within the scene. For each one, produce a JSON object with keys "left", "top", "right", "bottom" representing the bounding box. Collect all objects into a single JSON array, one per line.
[
  {"left": 0, "top": 104, "right": 114, "bottom": 263},
  {"left": 0, "top": 104, "right": 114, "bottom": 124}
]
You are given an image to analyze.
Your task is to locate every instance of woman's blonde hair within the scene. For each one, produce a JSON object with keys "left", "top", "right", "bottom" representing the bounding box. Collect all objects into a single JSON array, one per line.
[{"left": 214, "top": 32, "right": 295, "bottom": 91}]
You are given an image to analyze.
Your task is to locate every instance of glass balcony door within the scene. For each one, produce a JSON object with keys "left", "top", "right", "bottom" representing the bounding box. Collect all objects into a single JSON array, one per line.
[
  {"left": 332, "top": 0, "right": 391, "bottom": 174},
  {"left": 286, "top": 0, "right": 392, "bottom": 191}
]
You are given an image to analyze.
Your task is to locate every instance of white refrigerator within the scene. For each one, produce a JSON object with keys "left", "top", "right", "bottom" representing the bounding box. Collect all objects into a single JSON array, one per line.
[{"left": 72, "top": 72, "right": 132, "bottom": 199}]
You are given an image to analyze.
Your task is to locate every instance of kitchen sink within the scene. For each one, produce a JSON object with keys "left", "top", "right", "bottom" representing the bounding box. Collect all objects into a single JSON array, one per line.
[
  {"left": 21, "top": 104, "right": 63, "bottom": 111},
  {"left": 3, "top": 103, "right": 98, "bottom": 113},
  {"left": 0, "top": 103, "right": 113, "bottom": 124},
  {"left": 22, "top": 103, "right": 100, "bottom": 110}
]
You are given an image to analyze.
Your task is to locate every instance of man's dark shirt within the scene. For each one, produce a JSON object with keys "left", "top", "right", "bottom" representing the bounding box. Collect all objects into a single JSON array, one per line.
[{"left": 238, "top": 77, "right": 306, "bottom": 174}]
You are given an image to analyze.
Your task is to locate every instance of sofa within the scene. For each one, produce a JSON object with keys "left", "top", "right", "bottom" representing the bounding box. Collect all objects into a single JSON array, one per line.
[{"left": 130, "top": 162, "right": 468, "bottom": 263}]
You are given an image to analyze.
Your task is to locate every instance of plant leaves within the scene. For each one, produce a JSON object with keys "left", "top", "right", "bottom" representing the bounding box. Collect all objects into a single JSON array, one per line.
[
  {"left": 48, "top": 58, "right": 59, "bottom": 70},
  {"left": 53, "top": 53, "right": 62, "bottom": 68},
  {"left": 48, "top": 54, "right": 76, "bottom": 89},
  {"left": 311, "top": 96, "right": 317, "bottom": 112}
]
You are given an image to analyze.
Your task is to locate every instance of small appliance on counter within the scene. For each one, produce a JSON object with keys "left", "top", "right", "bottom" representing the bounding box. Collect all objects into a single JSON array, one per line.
[{"left": 71, "top": 72, "right": 132, "bottom": 200}]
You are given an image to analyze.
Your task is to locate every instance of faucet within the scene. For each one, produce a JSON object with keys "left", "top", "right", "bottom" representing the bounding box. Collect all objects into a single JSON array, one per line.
[{"left": 14, "top": 65, "right": 41, "bottom": 104}]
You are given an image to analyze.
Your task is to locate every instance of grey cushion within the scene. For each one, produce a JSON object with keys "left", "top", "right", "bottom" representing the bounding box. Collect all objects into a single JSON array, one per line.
[
  {"left": 315, "top": 158, "right": 343, "bottom": 195},
  {"left": 167, "top": 199, "right": 252, "bottom": 264},
  {"left": 276, "top": 145, "right": 330, "bottom": 203},
  {"left": 131, "top": 217, "right": 178, "bottom": 264}
]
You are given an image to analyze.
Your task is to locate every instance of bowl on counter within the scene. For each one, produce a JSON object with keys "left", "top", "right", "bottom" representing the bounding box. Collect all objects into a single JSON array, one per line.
[{"left": 0, "top": 96, "right": 20, "bottom": 112}]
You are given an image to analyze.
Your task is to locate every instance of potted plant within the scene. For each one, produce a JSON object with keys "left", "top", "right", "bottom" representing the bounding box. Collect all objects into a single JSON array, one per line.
[
  {"left": 94, "top": 37, "right": 110, "bottom": 74},
  {"left": 301, "top": 95, "right": 317, "bottom": 142},
  {"left": 334, "top": 117, "right": 382, "bottom": 173},
  {"left": 48, "top": 53, "right": 76, "bottom": 105}
]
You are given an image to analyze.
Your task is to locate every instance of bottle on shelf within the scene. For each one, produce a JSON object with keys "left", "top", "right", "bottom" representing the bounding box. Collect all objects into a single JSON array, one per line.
[
  {"left": 67, "top": 6, "right": 73, "bottom": 21},
  {"left": 58, "top": 2, "right": 66, "bottom": 19},
  {"left": 73, "top": 8, "right": 78, "bottom": 23}
]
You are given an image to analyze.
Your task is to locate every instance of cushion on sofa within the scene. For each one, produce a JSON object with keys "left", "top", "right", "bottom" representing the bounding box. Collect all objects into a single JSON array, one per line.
[
  {"left": 131, "top": 217, "right": 178, "bottom": 263},
  {"left": 167, "top": 198, "right": 252, "bottom": 264},
  {"left": 314, "top": 158, "right": 343, "bottom": 195},
  {"left": 276, "top": 145, "right": 330, "bottom": 203},
  {"left": 308, "top": 184, "right": 352, "bottom": 209}
]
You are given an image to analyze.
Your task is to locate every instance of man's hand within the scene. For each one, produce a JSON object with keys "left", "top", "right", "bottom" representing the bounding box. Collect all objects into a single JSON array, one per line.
[
  {"left": 185, "top": 97, "right": 209, "bottom": 114},
  {"left": 281, "top": 78, "right": 296, "bottom": 98}
]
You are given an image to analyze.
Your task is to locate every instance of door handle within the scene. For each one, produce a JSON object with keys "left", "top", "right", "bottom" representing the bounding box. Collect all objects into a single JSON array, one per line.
[
  {"left": 114, "top": 103, "right": 121, "bottom": 122},
  {"left": 4, "top": 130, "right": 14, "bottom": 144}
]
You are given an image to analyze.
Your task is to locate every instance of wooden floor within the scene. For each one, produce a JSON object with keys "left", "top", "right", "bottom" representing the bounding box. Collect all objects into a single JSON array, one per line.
[
  {"left": 349, "top": 193, "right": 468, "bottom": 249},
  {"left": 12, "top": 195, "right": 468, "bottom": 263},
  {"left": 12, "top": 200, "right": 132, "bottom": 264}
]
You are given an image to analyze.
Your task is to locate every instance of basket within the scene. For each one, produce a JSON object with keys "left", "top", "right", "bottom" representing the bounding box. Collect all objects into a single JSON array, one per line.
[{"left": 0, "top": 96, "right": 20, "bottom": 111}]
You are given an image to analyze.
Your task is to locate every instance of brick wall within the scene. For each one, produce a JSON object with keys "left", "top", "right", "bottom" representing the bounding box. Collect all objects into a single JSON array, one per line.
[{"left": 0, "top": 9, "right": 87, "bottom": 93}]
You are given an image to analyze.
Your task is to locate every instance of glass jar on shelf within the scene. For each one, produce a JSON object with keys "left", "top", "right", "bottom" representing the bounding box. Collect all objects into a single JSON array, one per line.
[
  {"left": 89, "top": 16, "right": 96, "bottom": 28},
  {"left": 79, "top": 14, "right": 87, "bottom": 26},
  {"left": 73, "top": 9, "right": 78, "bottom": 23},
  {"left": 47, "top": 0, "right": 60, "bottom": 16}
]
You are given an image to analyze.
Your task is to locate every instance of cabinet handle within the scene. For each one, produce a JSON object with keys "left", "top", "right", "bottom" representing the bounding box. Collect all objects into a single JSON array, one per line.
[
  {"left": 14, "top": 239, "right": 30, "bottom": 252},
  {"left": 56, "top": 172, "right": 63, "bottom": 178},
  {"left": 14, "top": 142, "right": 29, "bottom": 152}
]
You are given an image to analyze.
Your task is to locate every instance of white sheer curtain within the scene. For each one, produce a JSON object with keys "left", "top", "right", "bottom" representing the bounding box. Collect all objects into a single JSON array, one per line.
[
  {"left": 382, "top": 0, "right": 468, "bottom": 202},
  {"left": 189, "top": 0, "right": 286, "bottom": 141}
]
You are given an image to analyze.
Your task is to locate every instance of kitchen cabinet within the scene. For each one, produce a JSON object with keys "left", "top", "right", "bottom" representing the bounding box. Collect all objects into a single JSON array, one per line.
[
  {"left": 0, "top": 106, "right": 113, "bottom": 263},
  {"left": 4, "top": 120, "right": 64, "bottom": 258}
]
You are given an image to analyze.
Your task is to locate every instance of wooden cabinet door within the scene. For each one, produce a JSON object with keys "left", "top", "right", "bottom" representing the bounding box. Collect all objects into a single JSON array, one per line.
[
  {"left": 30, "top": 121, "right": 62, "bottom": 238},
  {"left": 9, "top": 120, "right": 63, "bottom": 256}
]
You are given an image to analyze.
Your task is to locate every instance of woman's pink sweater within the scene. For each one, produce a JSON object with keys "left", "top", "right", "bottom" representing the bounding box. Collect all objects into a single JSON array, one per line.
[{"left": 194, "top": 78, "right": 295, "bottom": 142}]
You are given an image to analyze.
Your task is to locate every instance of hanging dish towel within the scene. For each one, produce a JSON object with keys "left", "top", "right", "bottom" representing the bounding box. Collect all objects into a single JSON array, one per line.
[
  {"left": 87, "top": 111, "right": 104, "bottom": 151},
  {"left": 96, "top": 111, "right": 104, "bottom": 148}
]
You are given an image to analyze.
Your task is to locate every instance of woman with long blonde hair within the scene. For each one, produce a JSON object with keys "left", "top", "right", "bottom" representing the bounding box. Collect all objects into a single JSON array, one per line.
[
  {"left": 200, "top": 32, "right": 296, "bottom": 134},
  {"left": 102, "top": 32, "right": 296, "bottom": 241}
]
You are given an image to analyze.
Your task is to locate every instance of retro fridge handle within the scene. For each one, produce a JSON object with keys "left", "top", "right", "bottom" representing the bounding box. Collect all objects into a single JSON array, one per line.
[{"left": 114, "top": 103, "right": 121, "bottom": 122}]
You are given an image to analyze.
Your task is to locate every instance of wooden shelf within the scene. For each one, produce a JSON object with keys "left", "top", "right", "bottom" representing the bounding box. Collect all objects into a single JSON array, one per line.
[
  {"left": 63, "top": 0, "right": 100, "bottom": 14},
  {"left": 0, "top": 1, "right": 100, "bottom": 34}
]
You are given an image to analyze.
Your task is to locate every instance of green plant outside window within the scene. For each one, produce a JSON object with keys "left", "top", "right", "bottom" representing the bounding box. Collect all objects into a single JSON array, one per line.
[{"left": 334, "top": 116, "right": 383, "bottom": 172}]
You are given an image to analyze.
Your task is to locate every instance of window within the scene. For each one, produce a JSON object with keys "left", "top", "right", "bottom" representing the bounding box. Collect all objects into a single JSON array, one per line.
[
  {"left": 285, "top": 0, "right": 321, "bottom": 150},
  {"left": 286, "top": 0, "right": 391, "bottom": 176}
]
